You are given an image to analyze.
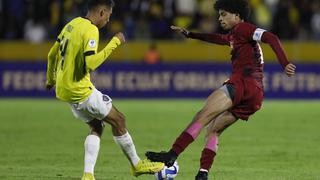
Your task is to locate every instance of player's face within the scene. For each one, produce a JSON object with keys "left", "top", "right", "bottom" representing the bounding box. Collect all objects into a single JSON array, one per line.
[
  {"left": 218, "top": 10, "right": 241, "bottom": 30},
  {"left": 97, "top": 6, "right": 112, "bottom": 29}
]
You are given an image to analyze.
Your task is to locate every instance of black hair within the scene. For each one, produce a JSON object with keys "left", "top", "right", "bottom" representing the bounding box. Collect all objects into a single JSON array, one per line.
[
  {"left": 214, "top": 0, "right": 250, "bottom": 21},
  {"left": 88, "top": 0, "right": 115, "bottom": 10}
]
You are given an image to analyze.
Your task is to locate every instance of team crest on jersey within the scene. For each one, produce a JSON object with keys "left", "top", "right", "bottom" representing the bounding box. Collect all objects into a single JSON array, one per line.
[
  {"left": 89, "top": 39, "right": 96, "bottom": 48},
  {"left": 254, "top": 32, "right": 260, "bottom": 40}
]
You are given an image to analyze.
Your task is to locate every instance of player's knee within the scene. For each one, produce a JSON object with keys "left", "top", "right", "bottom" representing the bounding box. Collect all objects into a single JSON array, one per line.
[
  {"left": 118, "top": 112, "right": 126, "bottom": 123},
  {"left": 111, "top": 117, "right": 127, "bottom": 135},
  {"left": 89, "top": 120, "right": 104, "bottom": 136},
  {"left": 197, "top": 109, "right": 217, "bottom": 123},
  {"left": 208, "top": 124, "right": 227, "bottom": 136},
  {"left": 205, "top": 129, "right": 219, "bottom": 138},
  {"left": 208, "top": 125, "right": 217, "bottom": 133},
  {"left": 116, "top": 111, "right": 126, "bottom": 126},
  {"left": 111, "top": 112, "right": 126, "bottom": 129}
]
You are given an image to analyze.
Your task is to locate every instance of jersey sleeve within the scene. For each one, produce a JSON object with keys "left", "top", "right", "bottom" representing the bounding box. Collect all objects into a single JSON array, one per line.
[
  {"left": 83, "top": 25, "right": 122, "bottom": 71},
  {"left": 233, "top": 22, "right": 266, "bottom": 42},
  {"left": 46, "top": 41, "right": 59, "bottom": 85},
  {"left": 261, "top": 31, "right": 289, "bottom": 68},
  {"left": 83, "top": 26, "right": 99, "bottom": 56},
  {"left": 56, "top": 31, "right": 63, "bottom": 43},
  {"left": 46, "top": 27, "right": 66, "bottom": 85},
  {"left": 85, "top": 37, "right": 121, "bottom": 71},
  {"left": 188, "top": 32, "right": 230, "bottom": 45}
]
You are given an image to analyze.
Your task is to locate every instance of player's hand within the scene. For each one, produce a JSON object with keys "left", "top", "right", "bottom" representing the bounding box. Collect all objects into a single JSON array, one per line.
[
  {"left": 285, "top": 63, "right": 296, "bottom": 77},
  {"left": 46, "top": 84, "right": 54, "bottom": 90},
  {"left": 170, "top": 25, "right": 189, "bottom": 37},
  {"left": 115, "top": 32, "right": 125, "bottom": 44},
  {"left": 46, "top": 82, "right": 54, "bottom": 91}
]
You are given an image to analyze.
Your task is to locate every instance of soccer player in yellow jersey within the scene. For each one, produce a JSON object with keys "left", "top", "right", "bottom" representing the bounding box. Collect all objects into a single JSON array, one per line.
[{"left": 45, "top": 0, "right": 164, "bottom": 179}]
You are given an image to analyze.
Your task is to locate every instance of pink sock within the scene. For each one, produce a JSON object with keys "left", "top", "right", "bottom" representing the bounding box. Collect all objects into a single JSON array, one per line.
[
  {"left": 185, "top": 122, "right": 203, "bottom": 139},
  {"left": 200, "top": 135, "right": 219, "bottom": 171},
  {"left": 205, "top": 135, "right": 218, "bottom": 152},
  {"left": 171, "top": 122, "right": 203, "bottom": 155}
]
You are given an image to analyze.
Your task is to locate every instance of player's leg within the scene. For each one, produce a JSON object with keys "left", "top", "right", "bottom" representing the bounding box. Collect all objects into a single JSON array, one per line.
[
  {"left": 70, "top": 101, "right": 104, "bottom": 180},
  {"left": 102, "top": 105, "right": 164, "bottom": 176},
  {"left": 82, "top": 119, "right": 105, "bottom": 180},
  {"left": 195, "top": 111, "right": 237, "bottom": 180},
  {"left": 88, "top": 118, "right": 105, "bottom": 137},
  {"left": 70, "top": 89, "right": 112, "bottom": 180},
  {"left": 146, "top": 88, "right": 233, "bottom": 166},
  {"left": 102, "top": 105, "right": 140, "bottom": 165}
]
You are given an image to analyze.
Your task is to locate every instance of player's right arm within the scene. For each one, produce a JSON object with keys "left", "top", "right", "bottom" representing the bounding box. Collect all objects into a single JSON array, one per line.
[
  {"left": 46, "top": 40, "right": 59, "bottom": 90},
  {"left": 171, "top": 25, "right": 229, "bottom": 45}
]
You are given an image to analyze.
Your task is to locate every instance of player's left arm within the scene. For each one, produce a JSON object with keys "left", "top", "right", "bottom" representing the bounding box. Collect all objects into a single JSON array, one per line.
[
  {"left": 260, "top": 31, "right": 296, "bottom": 77},
  {"left": 85, "top": 35, "right": 122, "bottom": 71},
  {"left": 46, "top": 41, "right": 59, "bottom": 90},
  {"left": 235, "top": 23, "right": 296, "bottom": 77},
  {"left": 83, "top": 26, "right": 124, "bottom": 71}
]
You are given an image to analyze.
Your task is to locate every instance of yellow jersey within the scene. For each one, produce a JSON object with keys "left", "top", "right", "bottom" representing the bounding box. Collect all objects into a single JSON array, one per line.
[{"left": 46, "top": 17, "right": 121, "bottom": 103}]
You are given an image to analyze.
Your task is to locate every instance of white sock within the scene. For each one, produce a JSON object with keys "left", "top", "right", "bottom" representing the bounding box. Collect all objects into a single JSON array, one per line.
[
  {"left": 200, "top": 168, "right": 208, "bottom": 173},
  {"left": 84, "top": 135, "right": 100, "bottom": 174},
  {"left": 113, "top": 131, "right": 140, "bottom": 166}
]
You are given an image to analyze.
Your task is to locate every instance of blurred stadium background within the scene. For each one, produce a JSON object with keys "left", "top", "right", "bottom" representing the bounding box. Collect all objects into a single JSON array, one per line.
[
  {"left": 0, "top": 0, "right": 320, "bottom": 180},
  {"left": 0, "top": 0, "right": 320, "bottom": 98}
]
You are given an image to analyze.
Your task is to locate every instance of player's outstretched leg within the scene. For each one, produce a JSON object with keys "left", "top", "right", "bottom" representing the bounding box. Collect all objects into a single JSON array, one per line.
[
  {"left": 146, "top": 89, "right": 233, "bottom": 167},
  {"left": 104, "top": 105, "right": 164, "bottom": 176},
  {"left": 146, "top": 120, "right": 204, "bottom": 167}
]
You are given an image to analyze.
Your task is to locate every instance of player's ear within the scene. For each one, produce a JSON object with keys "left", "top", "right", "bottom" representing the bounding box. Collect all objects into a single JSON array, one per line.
[{"left": 100, "top": 10, "right": 103, "bottom": 17}]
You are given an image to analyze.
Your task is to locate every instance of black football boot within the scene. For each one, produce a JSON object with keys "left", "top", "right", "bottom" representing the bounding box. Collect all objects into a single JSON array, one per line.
[
  {"left": 195, "top": 171, "right": 208, "bottom": 180},
  {"left": 145, "top": 150, "right": 177, "bottom": 167}
]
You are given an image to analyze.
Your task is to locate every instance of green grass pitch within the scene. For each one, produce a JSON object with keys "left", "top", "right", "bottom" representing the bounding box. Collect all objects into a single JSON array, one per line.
[{"left": 0, "top": 99, "right": 319, "bottom": 180}]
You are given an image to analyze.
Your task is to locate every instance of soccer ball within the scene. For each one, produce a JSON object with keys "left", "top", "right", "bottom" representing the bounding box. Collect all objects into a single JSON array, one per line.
[{"left": 154, "top": 161, "right": 179, "bottom": 180}]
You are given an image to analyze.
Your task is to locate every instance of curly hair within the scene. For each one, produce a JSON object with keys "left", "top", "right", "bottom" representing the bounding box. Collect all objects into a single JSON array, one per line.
[{"left": 214, "top": 0, "right": 250, "bottom": 21}]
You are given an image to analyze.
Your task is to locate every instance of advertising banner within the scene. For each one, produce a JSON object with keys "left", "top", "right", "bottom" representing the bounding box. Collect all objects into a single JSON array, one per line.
[{"left": 0, "top": 62, "right": 319, "bottom": 99}]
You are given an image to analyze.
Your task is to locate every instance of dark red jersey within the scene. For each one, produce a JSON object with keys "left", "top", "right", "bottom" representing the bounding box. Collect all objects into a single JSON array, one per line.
[
  {"left": 227, "top": 22, "right": 264, "bottom": 81},
  {"left": 187, "top": 22, "right": 290, "bottom": 120},
  {"left": 187, "top": 22, "right": 289, "bottom": 88}
]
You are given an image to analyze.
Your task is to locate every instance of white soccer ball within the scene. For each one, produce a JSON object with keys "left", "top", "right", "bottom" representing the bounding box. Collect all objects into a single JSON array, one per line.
[{"left": 154, "top": 161, "right": 179, "bottom": 180}]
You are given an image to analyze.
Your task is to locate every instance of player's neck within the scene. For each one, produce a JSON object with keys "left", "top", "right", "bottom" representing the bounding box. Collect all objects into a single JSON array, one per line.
[
  {"left": 85, "top": 13, "right": 98, "bottom": 27},
  {"left": 232, "top": 20, "right": 244, "bottom": 28},
  {"left": 236, "top": 19, "right": 244, "bottom": 24}
]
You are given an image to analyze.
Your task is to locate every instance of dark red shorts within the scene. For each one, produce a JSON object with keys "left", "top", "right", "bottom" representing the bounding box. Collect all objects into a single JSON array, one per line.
[{"left": 225, "top": 76, "right": 264, "bottom": 120}]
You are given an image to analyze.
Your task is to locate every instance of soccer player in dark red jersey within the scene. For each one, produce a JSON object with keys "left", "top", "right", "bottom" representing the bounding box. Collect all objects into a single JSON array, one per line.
[{"left": 146, "top": 0, "right": 296, "bottom": 179}]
